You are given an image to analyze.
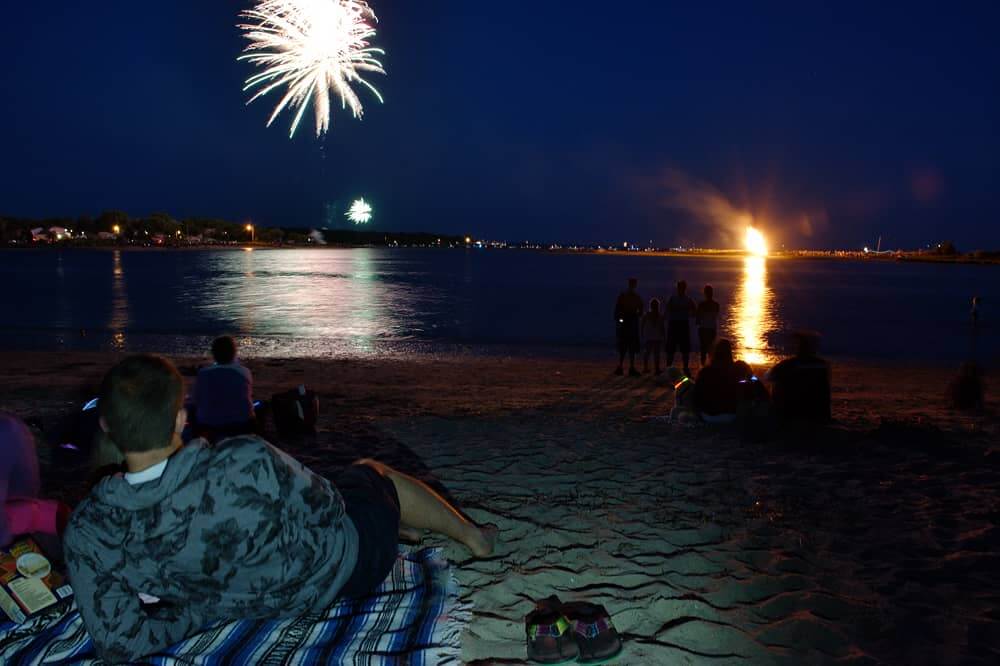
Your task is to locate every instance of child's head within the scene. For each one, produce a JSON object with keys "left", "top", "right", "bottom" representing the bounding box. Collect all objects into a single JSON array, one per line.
[
  {"left": 649, "top": 298, "right": 660, "bottom": 313},
  {"left": 704, "top": 284, "right": 714, "bottom": 299}
]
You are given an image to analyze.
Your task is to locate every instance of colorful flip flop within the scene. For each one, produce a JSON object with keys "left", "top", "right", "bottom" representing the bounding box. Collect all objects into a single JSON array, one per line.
[
  {"left": 561, "top": 601, "right": 623, "bottom": 664},
  {"left": 526, "top": 595, "right": 579, "bottom": 664}
]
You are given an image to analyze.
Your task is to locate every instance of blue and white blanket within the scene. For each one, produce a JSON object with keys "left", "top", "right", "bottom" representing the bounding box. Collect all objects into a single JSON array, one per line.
[{"left": 0, "top": 549, "right": 468, "bottom": 665}]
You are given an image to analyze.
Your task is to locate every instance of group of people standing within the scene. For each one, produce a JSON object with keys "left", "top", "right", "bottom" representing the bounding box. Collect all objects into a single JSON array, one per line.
[{"left": 614, "top": 278, "right": 719, "bottom": 377}]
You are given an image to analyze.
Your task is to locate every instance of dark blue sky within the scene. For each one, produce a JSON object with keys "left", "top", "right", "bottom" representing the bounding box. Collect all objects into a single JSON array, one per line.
[{"left": 2, "top": 2, "right": 997, "bottom": 249}]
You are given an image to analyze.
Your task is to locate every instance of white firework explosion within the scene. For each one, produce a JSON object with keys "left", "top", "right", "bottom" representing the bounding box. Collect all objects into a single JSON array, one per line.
[
  {"left": 239, "top": 0, "right": 386, "bottom": 137},
  {"left": 346, "top": 198, "right": 373, "bottom": 224}
]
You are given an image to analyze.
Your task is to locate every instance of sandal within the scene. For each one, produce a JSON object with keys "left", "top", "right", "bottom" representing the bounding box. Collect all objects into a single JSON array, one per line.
[
  {"left": 562, "top": 601, "right": 623, "bottom": 664},
  {"left": 526, "top": 595, "right": 579, "bottom": 664}
]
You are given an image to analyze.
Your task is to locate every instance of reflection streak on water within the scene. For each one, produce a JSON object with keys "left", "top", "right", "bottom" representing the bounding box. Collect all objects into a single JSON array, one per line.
[
  {"left": 732, "top": 256, "right": 774, "bottom": 368},
  {"left": 193, "top": 249, "right": 414, "bottom": 354},
  {"left": 110, "top": 250, "right": 128, "bottom": 348}
]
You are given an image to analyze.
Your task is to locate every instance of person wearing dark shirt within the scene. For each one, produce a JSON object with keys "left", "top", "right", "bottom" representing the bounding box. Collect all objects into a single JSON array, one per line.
[
  {"left": 193, "top": 336, "right": 256, "bottom": 440},
  {"left": 696, "top": 285, "right": 721, "bottom": 366},
  {"left": 614, "top": 278, "right": 644, "bottom": 376},
  {"left": 693, "top": 339, "right": 750, "bottom": 421},
  {"left": 765, "top": 331, "right": 832, "bottom": 424},
  {"left": 665, "top": 280, "right": 696, "bottom": 377}
]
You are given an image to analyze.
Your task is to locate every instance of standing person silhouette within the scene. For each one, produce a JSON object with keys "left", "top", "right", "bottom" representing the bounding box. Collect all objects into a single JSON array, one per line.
[
  {"left": 696, "top": 285, "right": 721, "bottom": 366},
  {"left": 614, "top": 278, "right": 644, "bottom": 376},
  {"left": 665, "top": 280, "right": 697, "bottom": 376}
]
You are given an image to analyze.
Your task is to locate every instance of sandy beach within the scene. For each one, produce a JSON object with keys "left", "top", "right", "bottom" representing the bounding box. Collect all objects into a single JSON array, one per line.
[{"left": 1, "top": 351, "right": 998, "bottom": 664}]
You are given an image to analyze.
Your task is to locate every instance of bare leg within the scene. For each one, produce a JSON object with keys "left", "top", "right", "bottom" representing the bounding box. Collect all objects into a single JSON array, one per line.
[{"left": 356, "top": 459, "right": 497, "bottom": 557}]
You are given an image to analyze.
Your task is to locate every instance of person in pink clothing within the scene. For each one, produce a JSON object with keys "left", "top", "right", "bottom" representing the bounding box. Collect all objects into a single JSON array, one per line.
[{"left": 1, "top": 413, "right": 67, "bottom": 547}]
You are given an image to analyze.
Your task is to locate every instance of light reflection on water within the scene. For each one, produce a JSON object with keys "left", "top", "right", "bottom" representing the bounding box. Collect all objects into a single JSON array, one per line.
[
  {"left": 187, "top": 248, "right": 418, "bottom": 355},
  {"left": 730, "top": 256, "right": 776, "bottom": 368},
  {"left": 0, "top": 247, "right": 993, "bottom": 361}
]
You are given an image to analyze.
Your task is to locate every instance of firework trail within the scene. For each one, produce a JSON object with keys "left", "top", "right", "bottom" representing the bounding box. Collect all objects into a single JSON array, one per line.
[{"left": 346, "top": 198, "right": 373, "bottom": 224}]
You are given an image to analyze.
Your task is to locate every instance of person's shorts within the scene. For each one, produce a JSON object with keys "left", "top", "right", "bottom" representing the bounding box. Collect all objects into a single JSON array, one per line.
[
  {"left": 616, "top": 319, "right": 640, "bottom": 353},
  {"left": 666, "top": 321, "right": 691, "bottom": 352},
  {"left": 336, "top": 464, "right": 401, "bottom": 597}
]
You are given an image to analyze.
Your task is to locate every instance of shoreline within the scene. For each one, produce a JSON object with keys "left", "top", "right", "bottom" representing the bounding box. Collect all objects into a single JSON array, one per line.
[
  {"left": 2, "top": 350, "right": 997, "bottom": 663},
  {"left": 3, "top": 243, "right": 999, "bottom": 265}
]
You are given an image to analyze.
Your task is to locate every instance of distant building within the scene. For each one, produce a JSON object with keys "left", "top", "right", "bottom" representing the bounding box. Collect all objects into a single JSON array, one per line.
[
  {"left": 97, "top": 232, "right": 117, "bottom": 240},
  {"left": 48, "top": 226, "right": 69, "bottom": 240}
]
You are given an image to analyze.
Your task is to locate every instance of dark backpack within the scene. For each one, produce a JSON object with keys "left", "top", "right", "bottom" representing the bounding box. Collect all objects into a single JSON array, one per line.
[{"left": 271, "top": 385, "right": 319, "bottom": 437}]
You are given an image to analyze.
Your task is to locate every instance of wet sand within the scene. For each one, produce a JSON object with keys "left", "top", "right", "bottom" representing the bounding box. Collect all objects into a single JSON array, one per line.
[{"left": 1, "top": 351, "right": 998, "bottom": 664}]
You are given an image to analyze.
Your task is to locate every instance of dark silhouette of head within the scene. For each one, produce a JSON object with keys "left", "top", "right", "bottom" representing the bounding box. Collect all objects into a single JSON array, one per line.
[
  {"left": 99, "top": 354, "right": 183, "bottom": 454},
  {"left": 704, "top": 284, "right": 713, "bottom": 300},
  {"left": 211, "top": 336, "right": 237, "bottom": 365},
  {"left": 709, "top": 338, "right": 734, "bottom": 367},
  {"left": 649, "top": 298, "right": 660, "bottom": 313},
  {"left": 792, "top": 331, "right": 820, "bottom": 358},
  {"left": 627, "top": 277, "right": 637, "bottom": 291},
  {"left": 677, "top": 280, "right": 687, "bottom": 295}
]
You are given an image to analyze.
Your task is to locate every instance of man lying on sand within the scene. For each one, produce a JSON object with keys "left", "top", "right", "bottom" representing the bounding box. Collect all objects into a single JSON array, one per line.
[{"left": 63, "top": 354, "right": 497, "bottom": 664}]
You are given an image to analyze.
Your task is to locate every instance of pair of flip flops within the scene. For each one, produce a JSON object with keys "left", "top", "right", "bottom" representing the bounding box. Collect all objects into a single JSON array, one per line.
[{"left": 526, "top": 595, "right": 623, "bottom": 664}]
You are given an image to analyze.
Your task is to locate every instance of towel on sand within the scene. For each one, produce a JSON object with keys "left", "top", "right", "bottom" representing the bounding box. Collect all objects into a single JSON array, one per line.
[{"left": 0, "top": 548, "right": 468, "bottom": 665}]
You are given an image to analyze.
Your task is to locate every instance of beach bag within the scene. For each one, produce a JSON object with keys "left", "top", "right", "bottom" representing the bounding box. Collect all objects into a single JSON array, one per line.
[{"left": 271, "top": 385, "right": 319, "bottom": 437}]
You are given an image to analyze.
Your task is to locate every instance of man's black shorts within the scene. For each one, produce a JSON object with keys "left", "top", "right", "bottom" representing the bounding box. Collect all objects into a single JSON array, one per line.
[
  {"left": 336, "top": 464, "right": 401, "bottom": 597},
  {"left": 616, "top": 317, "right": 641, "bottom": 354}
]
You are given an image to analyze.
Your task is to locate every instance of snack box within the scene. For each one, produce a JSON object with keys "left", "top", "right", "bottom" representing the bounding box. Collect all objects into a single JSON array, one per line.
[{"left": 0, "top": 538, "right": 74, "bottom": 624}]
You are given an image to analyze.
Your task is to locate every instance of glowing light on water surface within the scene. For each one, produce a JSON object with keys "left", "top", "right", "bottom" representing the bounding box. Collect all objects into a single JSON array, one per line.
[
  {"left": 346, "top": 198, "right": 373, "bottom": 224},
  {"left": 239, "top": 0, "right": 386, "bottom": 137},
  {"left": 746, "top": 226, "right": 768, "bottom": 257},
  {"left": 732, "top": 256, "right": 775, "bottom": 368}
]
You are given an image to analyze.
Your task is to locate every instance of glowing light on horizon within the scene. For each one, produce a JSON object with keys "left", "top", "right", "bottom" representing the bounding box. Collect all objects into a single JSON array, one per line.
[
  {"left": 746, "top": 226, "right": 768, "bottom": 257},
  {"left": 346, "top": 198, "right": 373, "bottom": 224},
  {"left": 239, "top": 0, "right": 386, "bottom": 138}
]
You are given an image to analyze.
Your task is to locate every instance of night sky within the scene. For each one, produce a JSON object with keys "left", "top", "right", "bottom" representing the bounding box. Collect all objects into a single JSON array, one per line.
[{"left": 2, "top": 2, "right": 997, "bottom": 249}]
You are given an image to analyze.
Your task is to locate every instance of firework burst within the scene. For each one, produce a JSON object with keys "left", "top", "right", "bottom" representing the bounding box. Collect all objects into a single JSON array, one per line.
[
  {"left": 346, "top": 198, "right": 373, "bottom": 224},
  {"left": 239, "top": 0, "right": 386, "bottom": 138}
]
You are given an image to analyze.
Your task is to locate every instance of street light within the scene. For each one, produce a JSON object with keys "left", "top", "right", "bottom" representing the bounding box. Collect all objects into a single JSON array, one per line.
[
  {"left": 246, "top": 223, "right": 254, "bottom": 243},
  {"left": 112, "top": 224, "right": 120, "bottom": 235}
]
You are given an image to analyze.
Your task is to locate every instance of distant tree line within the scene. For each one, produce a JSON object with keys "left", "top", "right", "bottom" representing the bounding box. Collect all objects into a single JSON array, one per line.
[{"left": 0, "top": 211, "right": 466, "bottom": 248}]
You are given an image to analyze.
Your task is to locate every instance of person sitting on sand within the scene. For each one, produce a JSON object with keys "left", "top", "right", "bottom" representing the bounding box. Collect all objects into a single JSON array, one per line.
[
  {"left": 693, "top": 339, "right": 751, "bottom": 422},
  {"left": 1, "top": 413, "right": 70, "bottom": 548},
  {"left": 696, "top": 285, "right": 721, "bottom": 367},
  {"left": 614, "top": 278, "right": 644, "bottom": 376},
  {"left": 665, "top": 280, "right": 697, "bottom": 377},
  {"left": 765, "top": 331, "right": 832, "bottom": 424},
  {"left": 665, "top": 367, "right": 698, "bottom": 423},
  {"left": 192, "top": 336, "right": 256, "bottom": 440},
  {"left": 641, "top": 298, "right": 666, "bottom": 374},
  {"left": 63, "top": 354, "right": 497, "bottom": 664}
]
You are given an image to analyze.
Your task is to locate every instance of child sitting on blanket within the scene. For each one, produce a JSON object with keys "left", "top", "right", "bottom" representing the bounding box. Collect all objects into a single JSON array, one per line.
[{"left": 63, "top": 355, "right": 497, "bottom": 664}]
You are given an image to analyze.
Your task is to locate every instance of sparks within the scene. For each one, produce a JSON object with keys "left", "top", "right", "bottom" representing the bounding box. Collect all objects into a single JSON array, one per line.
[
  {"left": 239, "top": 0, "right": 386, "bottom": 138},
  {"left": 346, "top": 198, "right": 373, "bottom": 224},
  {"left": 746, "top": 226, "right": 768, "bottom": 257}
]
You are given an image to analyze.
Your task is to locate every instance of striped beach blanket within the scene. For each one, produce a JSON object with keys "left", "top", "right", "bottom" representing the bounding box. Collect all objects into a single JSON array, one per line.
[{"left": 0, "top": 548, "right": 469, "bottom": 665}]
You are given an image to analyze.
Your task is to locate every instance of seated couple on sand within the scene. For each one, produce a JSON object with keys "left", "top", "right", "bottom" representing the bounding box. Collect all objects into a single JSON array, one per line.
[
  {"left": 669, "top": 333, "right": 831, "bottom": 426},
  {"left": 63, "top": 355, "right": 496, "bottom": 664}
]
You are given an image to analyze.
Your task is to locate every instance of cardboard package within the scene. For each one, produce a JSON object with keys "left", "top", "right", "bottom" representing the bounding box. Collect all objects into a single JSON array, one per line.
[{"left": 0, "top": 538, "right": 74, "bottom": 624}]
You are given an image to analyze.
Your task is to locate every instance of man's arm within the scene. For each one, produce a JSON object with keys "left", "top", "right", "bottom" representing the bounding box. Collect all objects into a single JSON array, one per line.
[{"left": 64, "top": 517, "right": 199, "bottom": 664}]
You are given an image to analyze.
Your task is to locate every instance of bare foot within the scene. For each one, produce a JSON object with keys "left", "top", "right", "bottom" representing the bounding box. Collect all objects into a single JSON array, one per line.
[
  {"left": 398, "top": 525, "right": 423, "bottom": 543},
  {"left": 465, "top": 523, "right": 499, "bottom": 557}
]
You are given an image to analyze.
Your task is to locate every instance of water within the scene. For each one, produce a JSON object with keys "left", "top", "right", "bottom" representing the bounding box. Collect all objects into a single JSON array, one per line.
[{"left": 0, "top": 248, "right": 995, "bottom": 364}]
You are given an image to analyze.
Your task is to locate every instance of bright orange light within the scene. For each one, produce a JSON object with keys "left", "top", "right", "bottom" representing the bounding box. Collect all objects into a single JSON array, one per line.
[
  {"left": 246, "top": 224, "right": 254, "bottom": 231},
  {"left": 465, "top": 236, "right": 471, "bottom": 243},
  {"left": 745, "top": 227, "right": 768, "bottom": 257},
  {"left": 112, "top": 224, "right": 120, "bottom": 234}
]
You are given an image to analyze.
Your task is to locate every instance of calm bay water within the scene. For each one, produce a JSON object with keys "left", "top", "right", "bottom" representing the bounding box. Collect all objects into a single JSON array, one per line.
[{"left": 0, "top": 248, "right": 995, "bottom": 365}]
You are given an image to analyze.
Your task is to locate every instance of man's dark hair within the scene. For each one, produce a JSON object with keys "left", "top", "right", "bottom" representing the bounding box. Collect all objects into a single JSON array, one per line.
[
  {"left": 211, "top": 336, "right": 237, "bottom": 364},
  {"left": 677, "top": 280, "right": 687, "bottom": 293},
  {"left": 704, "top": 284, "right": 713, "bottom": 298},
  {"left": 99, "top": 354, "right": 183, "bottom": 454}
]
